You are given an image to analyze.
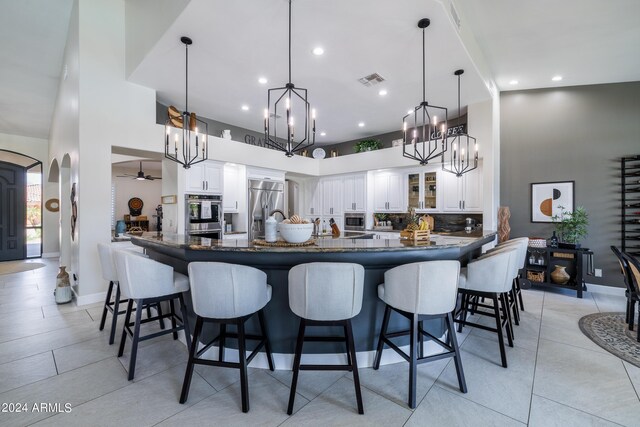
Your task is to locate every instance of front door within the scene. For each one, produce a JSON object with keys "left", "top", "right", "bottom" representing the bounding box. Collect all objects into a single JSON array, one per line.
[{"left": 0, "top": 161, "right": 26, "bottom": 261}]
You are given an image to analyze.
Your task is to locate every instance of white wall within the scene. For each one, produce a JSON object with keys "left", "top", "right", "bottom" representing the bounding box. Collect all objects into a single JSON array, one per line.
[
  {"left": 112, "top": 166, "right": 162, "bottom": 230},
  {"left": 0, "top": 132, "right": 59, "bottom": 255}
]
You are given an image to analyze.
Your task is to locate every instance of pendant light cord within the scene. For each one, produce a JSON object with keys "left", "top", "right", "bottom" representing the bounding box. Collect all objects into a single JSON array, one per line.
[
  {"left": 185, "top": 42, "right": 189, "bottom": 112},
  {"left": 457, "top": 73, "right": 461, "bottom": 126},
  {"left": 422, "top": 27, "right": 426, "bottom": 103},
  {"left": 288, "top": 0, "right": 292, "bottom": 84}
]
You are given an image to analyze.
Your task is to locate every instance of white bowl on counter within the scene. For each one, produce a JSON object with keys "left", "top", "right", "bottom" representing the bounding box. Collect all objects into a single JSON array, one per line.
[{"left": 277, "top": 223, "right": 313, "bottom": 243}]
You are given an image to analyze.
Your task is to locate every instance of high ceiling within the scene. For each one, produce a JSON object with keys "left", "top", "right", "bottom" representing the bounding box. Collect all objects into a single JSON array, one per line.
[
  {"left": 1, "top": 0, "right": 638, "bottom": 143},
  {"left": 0, "top": 0, "right": 73, "bottom": 139}
]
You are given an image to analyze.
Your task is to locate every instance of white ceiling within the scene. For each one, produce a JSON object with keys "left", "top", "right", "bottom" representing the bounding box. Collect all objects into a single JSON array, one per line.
[
  {"left": 455, "top": 0, "right": 640, "bottom": 92},
  {"left": 2, "top": 0, "right": 638, "bottom": 144},
  {"left": 0, "top": 0, "right": 73, "bottom": 139}
]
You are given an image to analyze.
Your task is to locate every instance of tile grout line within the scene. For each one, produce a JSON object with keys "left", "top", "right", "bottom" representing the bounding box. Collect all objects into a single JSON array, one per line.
[
  {"left": 51, "top": 349, "right": 59, "bottom": 375},
  {"left": 531, "top": 393, "right": 627, "bottom": 427},
  {"left": 621, "top": 361, "right": 640, "bottom": 403},
  {"left": 526, "top": 290, "right": 545, "bottom": 426}
]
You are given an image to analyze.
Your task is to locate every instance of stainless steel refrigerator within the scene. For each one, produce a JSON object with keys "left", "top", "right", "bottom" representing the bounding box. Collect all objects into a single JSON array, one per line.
[{"left": 248, "top": 179, "right": 284, "bottom": 240}]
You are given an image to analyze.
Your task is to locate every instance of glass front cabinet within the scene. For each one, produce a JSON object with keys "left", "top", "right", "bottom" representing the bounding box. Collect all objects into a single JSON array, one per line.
[{"left": 406, "top": 171, "right": 438, "bottom": 212}]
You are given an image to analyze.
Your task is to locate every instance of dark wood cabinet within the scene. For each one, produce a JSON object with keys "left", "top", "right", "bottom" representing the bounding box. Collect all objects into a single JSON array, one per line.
[{"left": 525, "top": 246, "right": 593, "bottom": 298}]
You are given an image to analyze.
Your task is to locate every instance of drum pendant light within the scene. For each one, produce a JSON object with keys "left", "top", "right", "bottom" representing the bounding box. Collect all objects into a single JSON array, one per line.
[
  {"left": 402, "top": 18, "right": 448, "bottom": 165},
  {"left": 164, "top": 37, "right": 208, "bottom": 169},
  {"left": 442, "top": 69, "right": 478, "bottom": 177}
]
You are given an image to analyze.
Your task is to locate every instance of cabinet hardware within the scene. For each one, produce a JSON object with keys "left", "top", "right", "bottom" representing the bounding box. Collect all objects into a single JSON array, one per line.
[
  {"left": 459, "top": 200, "right": 461, "bottom": 209},
  {"left": 202, "top": 181, "right": 205, "bottom": 190},
  {"left": 235, "top": 201, "right": 238, "bottom": 209},
  {"left": 463, "top": 200, "right": 465, "bottom": 210},
  {"left": 206, "top": 181, "right": 208, "bottom": 190}
]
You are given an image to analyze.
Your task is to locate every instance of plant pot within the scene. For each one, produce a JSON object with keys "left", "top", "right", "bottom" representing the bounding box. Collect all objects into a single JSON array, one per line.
[
  {"left": 550, "top": 265, "right": 571, "bottom": 285},
  {"left": 558, "top": 242, "right": 580, "bottom": 249}
]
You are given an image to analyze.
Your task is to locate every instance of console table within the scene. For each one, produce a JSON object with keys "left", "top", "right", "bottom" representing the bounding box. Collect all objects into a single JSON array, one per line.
[{"left": 525, "top": 246, "right": 593, "bottom": 298}]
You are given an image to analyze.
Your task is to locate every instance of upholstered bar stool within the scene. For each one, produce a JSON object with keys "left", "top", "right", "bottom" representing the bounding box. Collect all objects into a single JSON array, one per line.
[
  {"left": 97, "top": 243, "right": 165, "bottom": 345},
  {"left": 114, "top": 249, "right": 191, "bottom": 381},
  {"left": 455, "top": 248, "right": 518, "bottom": 368},
  {"left": 486, "top": 238, "right": 529, "bottom": 325},
  {"left": 373, "top": 260, "right": 466, "bottom": 409},
  {"left": 180, "top": 262, "right": 274, "bottom": 413},
  {"left": 287, "top": 262, "right": 365, "bottom": 415}
]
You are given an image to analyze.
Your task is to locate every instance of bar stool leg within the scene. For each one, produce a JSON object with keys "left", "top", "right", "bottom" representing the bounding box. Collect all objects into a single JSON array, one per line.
[
  {"left": 109, "top": 284, "right": 121, "bottom": 345},
  {"left": 492, "top": 294, "right": 508, "bottom": 368},
  {"left": 501, "top": 293, "right": 514, "bottom": 347},
  {"left": 457, "top": 292, "right": 468, "bottom": 333},
  {"left": 180, "top": 315, "right": 203, "bottom": 404},
  {"left": 99, "top": 281, "right": 114, "bottom": 331},
  {"left": 345, "top": 319, "right": 364, "bottom": 414},
  {"left": 510, "top": 286, "right": 520, "bottom": 325},
  {"left": 408, "top": 313, "right": 419, "bottom": 409},
  {"left": 127, "top": 298, "right": 144, "bottom": 381},
  {"left": 446, "top": 312, "right": 467, "bottom": 393},
  {"left": 237, "top": 319, "right": 249, "bottom": 413},
  {"left": 169, "top": 299, "right": 178, "bottom": 340},
  {"left": 418, "top": 320, "right": 424, "bottom": 359},
  {"left": 118, "top": 299, "right": 134, "bottom": 357},
  {"left": 373, "top": 305, "right": 391, "bottom": 370},
  {"left": 257, "top": 309, "right": 274, "bottom": 371},
  {"left": 343, "top": 324, "right": 353, "bottom": 370},
  {"left": 287, "top": 319, "right": 306, "bottom": 415},
  {"left": 156, "top": 303, "right": 166, "bottom": 330},
  {"left": 516, "top": 278, "right": 525, "bottom": 311},
  {"left": 178, "top": 294, "right": 192, "bottom": 350},
  {"left": 218, "top": 324, "right": 226, "bottom": 362},
  {"left": 630, "top": 300, "right": 636, "bottom": 331}
]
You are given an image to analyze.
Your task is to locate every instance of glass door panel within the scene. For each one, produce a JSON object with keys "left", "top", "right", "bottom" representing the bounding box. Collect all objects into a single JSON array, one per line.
[
  {"left": 407, "top": 173, "right": 420, "bottom": 209},
  {"left": 423, "top": 172, "right": 437, "bottom": 209}
]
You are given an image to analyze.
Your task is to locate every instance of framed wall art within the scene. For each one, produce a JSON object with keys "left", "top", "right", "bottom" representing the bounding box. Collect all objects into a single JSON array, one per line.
[{"left": 531, "top": 181, "right": 574, "bottom": 223}]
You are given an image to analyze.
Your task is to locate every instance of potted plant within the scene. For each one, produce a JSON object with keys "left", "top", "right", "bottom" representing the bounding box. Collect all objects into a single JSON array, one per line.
[
  {"left": 552, "top": 205, "right": 589, "bottom": 248},
  {"left": 354, "top": 139, "right": 382, "bottom": 153}
]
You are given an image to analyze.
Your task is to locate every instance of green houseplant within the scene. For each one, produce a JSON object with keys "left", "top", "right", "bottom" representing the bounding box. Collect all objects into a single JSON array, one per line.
[
  {"left": 354, "top": 139, "right": 382, "bottom": 153},
  {"left": 552, "top": 205, "right": 589, "bottom": 248}
]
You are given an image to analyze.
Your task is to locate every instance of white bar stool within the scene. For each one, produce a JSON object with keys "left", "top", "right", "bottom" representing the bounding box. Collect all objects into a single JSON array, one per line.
[
  {"left": 373, "top": 260, "right": 466, "bottom": 409},
  {"left": 180, "top": 262, "right": 274, "bottom": 413},
  {"left": 114, "top": 249, "right": 191, "bottom": 380},
  {"left": 287, "top": 262, "right": 365, "bottom": 415},
  {"left": 455, "top": 248, "right": 519, "bottom": 368}
]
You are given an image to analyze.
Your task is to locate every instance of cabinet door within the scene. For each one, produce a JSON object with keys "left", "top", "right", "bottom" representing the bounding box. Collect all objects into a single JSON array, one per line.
[
  {"left": 386, "top": 173, "right": 404, "bottom": 211},
  {"left": 407, "top": 173, "right": 421, "bottom": 210},
  {"left": 331, "top": 178, "right": 344, "bottom": 215},
  {"left": 322, "top": 179, "right": 333, "bottom": 216},
  {"left": 305, "top": 179, "right": 322, "bottom": 216},
  {"left": 343, "top": 176, "right": 355, "bottom": 212},
  {"left": 223, "top": 165, "right": 239, "bottom": 212},
  {"left": 441, "top": 171, "right": 463, "bottom": 212},
  {"left": 204, "top": 162, "right": 223, "bottom": 194},
  {"left": 353, "top": 174, "right": 366, "bottom": 212},
  {"left": 185, "top": 164, "right": 205, "bottom": 193},
  {"left": 462, "top": 166, "right": 483, "bottom": 212},
  {"left": 373, "top": 173, "right": 389, "bottom": 211},
  {"left": 422, "top": 171, "right": 438, "bottom": 210}
]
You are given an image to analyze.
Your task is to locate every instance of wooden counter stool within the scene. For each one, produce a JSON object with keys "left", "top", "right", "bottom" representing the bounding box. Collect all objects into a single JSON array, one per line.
[
  {"left": 287, "top": 262, "right": 365, "bottom": 415},
  {"left": 373, "top": 260, "right": 466, "bottom": 409},
  {"left": 611, "top": 246, "right": 638, "bottom": 329},
  {"left": 114, "top": 250, "right": 192, "bottom": 380},
  {"left": 455, "top": 248, "right": 519, "bottom": 368},
  {"left": 180, "top": 262, "right": 274, "bottom": 413}
]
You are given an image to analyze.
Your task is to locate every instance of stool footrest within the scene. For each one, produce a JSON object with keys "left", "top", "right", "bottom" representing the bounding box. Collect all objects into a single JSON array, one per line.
[
  {"left": 300, "top": 364, "right": 353, "bottom": 371},
  {"left": 303, "top": 336, "right": 346, "bottom": 343}
]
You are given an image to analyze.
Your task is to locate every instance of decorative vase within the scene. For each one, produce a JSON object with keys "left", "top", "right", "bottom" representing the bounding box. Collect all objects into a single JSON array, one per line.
[
  {"left": 550, "top": 265, "right": 570, "bottom": 285},
  {"left": 55, "top": 267, "right": 73, "bottom": 304},
  {"left": 115, "top": 220, "right": 126, "bottom": 236},
  {"left": 497, "top": 206, "right": 511, "bottom": 243}
]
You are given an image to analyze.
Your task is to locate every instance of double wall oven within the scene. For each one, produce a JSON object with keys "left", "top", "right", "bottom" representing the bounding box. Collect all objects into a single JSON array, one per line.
[{"left": 185, "top": 194, "right": 223, "bottom": 239}]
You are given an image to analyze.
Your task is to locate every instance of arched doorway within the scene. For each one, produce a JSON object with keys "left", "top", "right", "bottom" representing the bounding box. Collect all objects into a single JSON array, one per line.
[{"left": 0, "top": 150, "right": 43, "bottom": 260}]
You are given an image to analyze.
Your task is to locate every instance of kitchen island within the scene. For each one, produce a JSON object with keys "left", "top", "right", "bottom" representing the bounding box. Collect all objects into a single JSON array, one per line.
[{"left": 132, "top": 230, "right": 496, "bottom": 367}]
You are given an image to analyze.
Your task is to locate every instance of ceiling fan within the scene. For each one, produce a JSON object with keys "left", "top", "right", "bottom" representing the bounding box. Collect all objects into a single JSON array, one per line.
[{"left": 117, "top": 162, "right": 162, "bottom": 181}]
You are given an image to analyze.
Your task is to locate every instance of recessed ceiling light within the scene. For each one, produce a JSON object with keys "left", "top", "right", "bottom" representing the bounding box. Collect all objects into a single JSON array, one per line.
[
  {"left": 552, "top": 75, "right": 563, "bottom": 82},
  {"left": 241, "top": 105, "right": 249, "bottom": 111},
  {"left": 258, "top": 77, "right": 268, "bottom": 84},
  {"left": 509, "top": 80, "right": 518, "bottom": 85},
  {"left": 358, "top": 122, "right": 365, "bottom": 127},
  {"left": 312, "top": 46, "right": 324, "bottom": 56},
  {"left": 378, "top": 89, "right": 388, "bottom": 96},
  {"left": 320, "top": 131, "right": 326, "bottom": 136}
]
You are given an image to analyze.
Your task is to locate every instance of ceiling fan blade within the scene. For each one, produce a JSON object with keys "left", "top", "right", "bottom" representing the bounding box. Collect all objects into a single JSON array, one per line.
[
  {"left": 116, "top": 174, "right": 134, "bottom": 177},
  {"left": 146, "top": 176, "right": 162, "bottom": 180}
]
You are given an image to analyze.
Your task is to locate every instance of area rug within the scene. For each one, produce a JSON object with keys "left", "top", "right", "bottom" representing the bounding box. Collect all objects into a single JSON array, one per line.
[
  {"left": 0, "top": 260, "right": 46, "bottom": 275},
  {"left": 579, "top": 312, "right": 640, "bottom": 368}
]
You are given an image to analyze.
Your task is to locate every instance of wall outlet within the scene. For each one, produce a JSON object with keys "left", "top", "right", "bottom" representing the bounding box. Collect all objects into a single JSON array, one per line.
[{"left": 594, "top": 268, "right": 602, "bottom": 277}]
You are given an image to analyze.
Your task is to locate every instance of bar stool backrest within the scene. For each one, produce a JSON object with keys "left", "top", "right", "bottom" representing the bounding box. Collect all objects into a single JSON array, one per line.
[
  {"left": 187, "top": 262, "right": 270, "bottom": 319},
  {"left": 97, "top": 242, "right": 143, "bottom": 283},
  {"left": 482, "top": 244, "right": 522, "bottom": 280},
  {"left": 466, "top": 248, "right": 518, "bottom": 294},
  {"left": 491, "top": 238, "right": 528, "bottom": 270},
  {"left": 383, "top": 260, "right": 460, "bottom": 315},
  {"left": 621, "top": 252, "right": 640, "bottom": 295},
  {"left": 114, "top": 249, "right": 176, "bottom": 299},
  {"left": 288, "top": 262, "right": 364, "bottom": 321}
]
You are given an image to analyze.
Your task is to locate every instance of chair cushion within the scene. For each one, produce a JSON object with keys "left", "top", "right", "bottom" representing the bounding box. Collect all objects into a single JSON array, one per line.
[
  {"left": 173, "top": 271, "right": 190, "bottom": 293},
  {"left": 458, "top": 268, "right": 468, "bottom": 289}
]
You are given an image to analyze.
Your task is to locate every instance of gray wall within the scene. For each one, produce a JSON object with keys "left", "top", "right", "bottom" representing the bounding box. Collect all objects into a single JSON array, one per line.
[{"left": 500, "top": 81, "right": 640, "bottom": 288}]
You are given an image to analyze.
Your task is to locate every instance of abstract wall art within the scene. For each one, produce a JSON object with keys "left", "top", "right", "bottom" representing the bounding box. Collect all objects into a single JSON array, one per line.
[{"left": 531, "top": 181, "right": 574, "bottom": 223}]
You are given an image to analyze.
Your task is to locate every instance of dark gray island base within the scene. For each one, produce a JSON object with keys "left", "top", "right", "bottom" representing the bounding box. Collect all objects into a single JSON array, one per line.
[{"left": 132, "top": 231, "right": 496, "bottom": 366}]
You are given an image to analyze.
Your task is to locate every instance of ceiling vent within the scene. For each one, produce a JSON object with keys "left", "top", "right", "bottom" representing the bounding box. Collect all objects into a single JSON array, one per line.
[
  {"left": 450, "top": 3, "right": 461, "bottom": 30},
  {"left": 358, "top": 73, "right": 386, "bottom": 87}
]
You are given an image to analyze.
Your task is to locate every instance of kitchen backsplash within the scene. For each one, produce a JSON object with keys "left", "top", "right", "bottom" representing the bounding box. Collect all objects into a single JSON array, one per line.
[{"left": 373, "top": 213, "right": 483, "bottom": 232}]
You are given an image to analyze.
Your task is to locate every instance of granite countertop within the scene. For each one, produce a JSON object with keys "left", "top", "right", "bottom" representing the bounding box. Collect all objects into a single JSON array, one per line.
[
  {"left": 132, "top": 230, "right": 496, "bottom": 253},
  {"left": 224, "top": 231, "right": 248, "bottom": 235}
]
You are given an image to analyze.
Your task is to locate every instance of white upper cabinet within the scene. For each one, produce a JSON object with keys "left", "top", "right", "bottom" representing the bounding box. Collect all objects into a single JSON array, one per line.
[
  {"left": 223, "top": 164, "right": 243, "bottom": 213},
  {"left": 343, "top": 174, "right": 366, "bottom": 212},
  {"left": 374, "top": 171, "right": 404, "bottom": 212},
  {"left": 321, "top": 177, "right": 343, "bottom": 216},
  {"left": 304, "top": 179, "right": 322, "bottom": 217},
  {"left": 185, "top": 161, "right": 223, "bottom": 194},
  {"left": 406, "top": 170, "right": 438, "bottom": 212},
  {"left": 441, "top": 165, "right": 482, "bottom": 212}
]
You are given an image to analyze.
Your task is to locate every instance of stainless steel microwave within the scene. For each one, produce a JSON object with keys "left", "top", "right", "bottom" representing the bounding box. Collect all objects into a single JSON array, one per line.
[{"left": 344, "top": 213, "right": 365, "bottom": 231}]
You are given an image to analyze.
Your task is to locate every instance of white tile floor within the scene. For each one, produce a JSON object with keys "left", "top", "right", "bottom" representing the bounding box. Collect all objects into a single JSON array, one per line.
[{"left": 1, "top": 257, "right": 639, "bottom": 426}]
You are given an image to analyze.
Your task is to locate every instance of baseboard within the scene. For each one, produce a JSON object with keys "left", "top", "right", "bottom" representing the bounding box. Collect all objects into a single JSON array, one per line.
[
  {"left": 75, "top": 290, "right": 107, "bottom": 306},
  {"left": 586, "top": 282, "right": 626, "bottom": 297},
  {"left": 42, "top": 252, "right": 60, "bottom": 258}
]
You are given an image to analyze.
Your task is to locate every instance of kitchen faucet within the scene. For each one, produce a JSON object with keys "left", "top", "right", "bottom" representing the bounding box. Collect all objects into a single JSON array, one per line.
[{"left": 269, "top": 209, "right": 287, "bottom": 220}]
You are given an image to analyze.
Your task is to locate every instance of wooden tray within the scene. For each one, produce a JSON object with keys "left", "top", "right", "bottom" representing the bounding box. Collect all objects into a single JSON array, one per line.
[
  {"left": 253, "top": 239, "right": 316, "bottom": 247},
  {"left": 400, "top": 229, "right": 430, "bottom": 242}
]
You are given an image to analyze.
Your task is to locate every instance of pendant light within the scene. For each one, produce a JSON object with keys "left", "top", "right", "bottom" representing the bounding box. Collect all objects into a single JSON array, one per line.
[
  {"left": 164, "top": 37, "right": 208, "bottom": 169},
  {"left": 402, "top": 18, "right": 448, "bottom": 166},
  {"left": 442, "top": 69, "right": 478, "bottom": 177},
  {"left": 264, "top": 0, "right": 316, "bottom": 157}
]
